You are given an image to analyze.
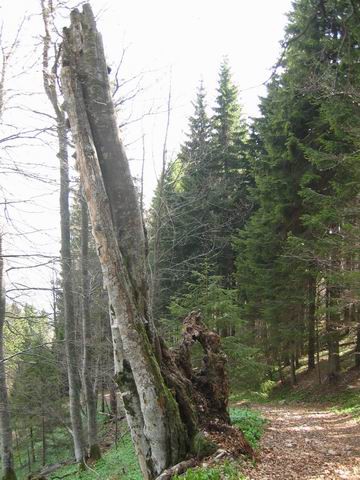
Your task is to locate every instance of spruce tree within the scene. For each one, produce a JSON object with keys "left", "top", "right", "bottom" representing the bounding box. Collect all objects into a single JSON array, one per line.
[
  {"left": 210, "top": 59, "right": 251, "bottom": 284},
  {"left": 235, "top": 0, "right": 360, "bottom": 382}
]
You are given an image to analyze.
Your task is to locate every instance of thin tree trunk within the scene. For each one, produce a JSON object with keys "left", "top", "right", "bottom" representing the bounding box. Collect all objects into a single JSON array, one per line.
[
  {"left": 355, "top": 306, "right": 360, "bottom": 368},
  {"left": 30, "top": 427, "right": 35, "bottom": 463},
  {"left": 40, "top": 0, "right": 85, "bottom": 463},
  {"left": 14, "top": 427, "right": 23, "bottom": 468},
  {"left": 277, "top": 360, "right": 286, "bottom": 385},
  {"left": 316, "top": 313, "right": 322, "bottom": 384},
  {"left": 0, "top": 235, "right": 17, "bottom": 480},
  {"left": 295, "top": 346, "right": 300, "bottom": 370},
  {"left": 307, "top": 276, "right": 316, "bottom": 371},
  {"left": 59, "top": 114, "right": 85, "bottom": 465},
  {"left": 27, "top": 447, "right": 31, "bottom": 474},
  {"left": 61, "top": 6, "right": 232, "bottom": 478},
  {"left": 326, "top": 279, "right": 340, "bottom": 383},
  {"left": 41, "top": 413, "right": 46, "bottom": 467},
  {"left": 81, "top": 193, "right": 101, "bottom": 460},
  {"left": 101, "top": 377, "right": 105, "bottom": 414},
  {"left": 290, "top": 352, "right": 297, "bottom": 386},
  {"left": 109, "top": 381, "right": 117, "bottom": 417}
]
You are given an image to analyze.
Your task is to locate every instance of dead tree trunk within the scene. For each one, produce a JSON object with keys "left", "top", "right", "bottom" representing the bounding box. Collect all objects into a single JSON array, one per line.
[
  {"left": 80, "top": 194, "right": 101, "bottom": 460},
  {"left": 40, "top": 0, "right": 85, "bottom": 463},
  {"left": 61, "top": 5, "right": 239, "bottom": 478},
  {"left": 0, "top": 235, "right": 17, "bottom": 480}
]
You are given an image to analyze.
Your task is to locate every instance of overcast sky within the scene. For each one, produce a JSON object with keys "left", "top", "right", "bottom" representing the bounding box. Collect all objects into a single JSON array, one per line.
[{"left": 0, "top": 0, "right": 292, "bottom": 309}]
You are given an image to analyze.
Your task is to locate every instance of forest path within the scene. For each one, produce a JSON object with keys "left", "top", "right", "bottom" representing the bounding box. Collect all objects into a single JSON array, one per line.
[{"left": 240, "top": 403, "right": 360, "bottom": 480}]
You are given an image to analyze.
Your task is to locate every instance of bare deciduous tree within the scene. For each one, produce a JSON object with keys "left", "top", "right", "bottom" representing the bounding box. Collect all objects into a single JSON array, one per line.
[
  {"left": 80, "top": 192, "right": 101, "bottom": 460},
  {"left": 40, "top": 0, "right": 85, "bottom": 464},
  {"left": 0, "top": 234, "right": 17, "bottom": 480}
]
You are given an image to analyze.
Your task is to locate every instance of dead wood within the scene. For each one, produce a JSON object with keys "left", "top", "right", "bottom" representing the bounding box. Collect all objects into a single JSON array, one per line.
[
  {"left": 60, "top": 4, "right": 252, "bottom": 477},
  {"left": 155, "top": 458, "right": 198, "bottom": 480}
]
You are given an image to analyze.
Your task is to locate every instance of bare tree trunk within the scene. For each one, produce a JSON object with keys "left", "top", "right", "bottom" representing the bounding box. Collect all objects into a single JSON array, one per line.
[
  {"left": 0, "top": 235, "right": 17, "bottom": 480},
  {"left": 61, "top": 6, "right": 234, "bottom": 478},
  {"left": 81, "top": 194, "right": 101, "bottom": 460},
  {"left": 326, "top": 279, "right": 340, "bottom": 383},
  {"left": 30, "top": 427, "right": 35, "bottom": 463},
  {"left": 41, "top": 413, "right": 46, "bottom": 467},
  {"left": 307, "top": 276, "right": 316, "bottom": 371},
  {"left": 290, "top": 352, "right": 297, "bottom": 386},
  {"left": 40, "top": 0, "right": 85, "bottom": 463},
  {"left": 355, "top": 306, "right": 360, "bottom": 368},
  {"left": 41, "top": 0, "right": 85, "bottom": 464},
  {"left": 62, "top": 11, "right": 188, "bottom": 472},
  {"left": 109, "top": 381, "right": 117, "bottom": 417},
  {"left": 59, "top": 115, "right": 85, "bottom": 465},
  {"left": 100, "top": 377, "right": 105, "bottom": 414}
]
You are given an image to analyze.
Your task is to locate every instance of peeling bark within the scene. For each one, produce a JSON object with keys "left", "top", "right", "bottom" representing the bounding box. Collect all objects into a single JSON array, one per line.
[
  {"left": 60, "top": 5, "right": 241, "bottom": 477},
  {"left": 61, "top": 8, "right": 187, "bottom": 476}
]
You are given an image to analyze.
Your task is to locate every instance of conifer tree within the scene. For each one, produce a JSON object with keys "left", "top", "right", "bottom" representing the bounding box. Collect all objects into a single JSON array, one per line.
[
  {"left": 210, "top": 59, "right": 251, "bottom": 284},
  {"left": 150, "top": 63, "right": 252, "bottom": 323},
  {"left": 236, "top": 0, "right": 360, "bottom": 382}
]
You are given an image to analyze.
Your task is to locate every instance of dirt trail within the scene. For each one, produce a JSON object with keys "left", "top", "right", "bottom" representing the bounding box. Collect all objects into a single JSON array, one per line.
[{"left": 240, "top": 403, "right": 360, "bottom": 480}]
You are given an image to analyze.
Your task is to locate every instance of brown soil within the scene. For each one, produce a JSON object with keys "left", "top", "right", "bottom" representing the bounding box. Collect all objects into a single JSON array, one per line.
[{"left": 240, "top": 403, "right": 360, "bottom": 480}]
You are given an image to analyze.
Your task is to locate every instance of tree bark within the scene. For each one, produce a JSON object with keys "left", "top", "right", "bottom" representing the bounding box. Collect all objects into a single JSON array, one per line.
[
  {"left": 41, "top": 413, "right": 46, "bottom": 467},
  {"left": 80, "top": 194, "right": 101, "bottom": 461},
  {"left": 355, "top": 306, "right": 360, "bottom": 368},
  {"left": 59, "top": 114, "right": 85, "bottom": 465},
  {"left": 290, "top": 352, "right": 297, "bottom": 386},
  {"left": 40, "top": 0, "right": 85, "bottom": 463},
  {"left": 61, "top": 5, "right": 233, "bottom": 478},
  {"left": 326, "top": 278, "right": 341, "bottom": 383},
  {"left": 62, "top": 10, "right": 188, "bottom": 472},
  {"left": 109, "top": 381, "right": 117, "bottom": 417},
  {"left": 30, "top": 427, "right": 35, "bottom": 464},
  {"left": 307, "top": 276, "right": 316, "bottom": 371},
  {"left": 0, "top": 235, "right": 17, "bottom": 480}
]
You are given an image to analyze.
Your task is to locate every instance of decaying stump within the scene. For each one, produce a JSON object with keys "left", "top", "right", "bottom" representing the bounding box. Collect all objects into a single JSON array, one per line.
[
  {"left": 175, "top": 311, "right": 230, "bottom": 425},
  {"left": 61, "top": 5, "right": 252, "bottom": 479},
  {"left": 169, "top": 312, "right": 254, "bottom": 459}
]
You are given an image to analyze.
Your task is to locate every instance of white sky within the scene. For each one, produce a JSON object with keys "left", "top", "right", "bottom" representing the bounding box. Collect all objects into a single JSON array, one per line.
[{"left": 0, "top": 0, "right": 292, "bottom": 309}]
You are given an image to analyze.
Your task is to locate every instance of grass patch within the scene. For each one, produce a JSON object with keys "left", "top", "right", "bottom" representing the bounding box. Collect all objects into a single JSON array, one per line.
[
  {"left": 266, "top": 382, "right": 360, "bottom": 419},
  {"left": 328, "top": 390, "right": 360, "bottom": 418},
  {"left": 14, "top": 427, "right": 73, "bottom": 480}
]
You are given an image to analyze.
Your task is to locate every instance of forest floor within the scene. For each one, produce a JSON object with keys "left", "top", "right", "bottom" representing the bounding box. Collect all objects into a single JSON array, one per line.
[{"left": 239, "top": 402, "right": 360, "bottom": 480}]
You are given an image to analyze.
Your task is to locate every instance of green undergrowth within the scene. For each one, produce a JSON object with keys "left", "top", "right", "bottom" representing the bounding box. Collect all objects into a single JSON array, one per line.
[
  {"left": 329, "top": 390, "right": 360, "bottom": 417},
  {"left": 229, "top": 408, "right": 266, "bottom": 450},
  {"left": 49, "top": 433, "right": 141, "bottom": 480},
  {"left": 15, "top": 427, "right": 73, "bottom": 480},
  {"left": 43, "top": 407, "right": 263, "bottom": 480},
  {"left": 268, "top": 384, "right": 360, "bottom": 417},
  {"left": 173, "top": 461, "right": 248, "bottom": 480},
  {"left": 231, "top": 380, "right": 360, "bottom": 420},
  {"left": 172, "top": 408, "right": 264, "bottom": 479}
]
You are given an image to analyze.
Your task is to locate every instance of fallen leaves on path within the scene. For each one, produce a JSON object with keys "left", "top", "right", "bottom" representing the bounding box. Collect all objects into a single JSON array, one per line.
[{"left": 240, "top": 403, "right": 360, "bottom": 480}]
